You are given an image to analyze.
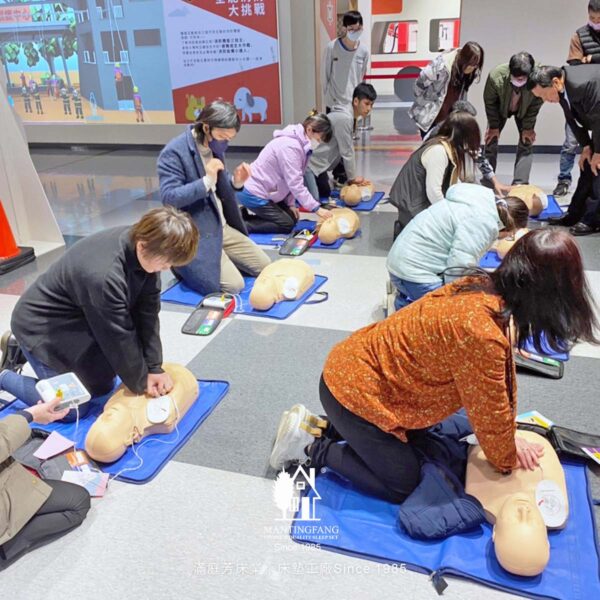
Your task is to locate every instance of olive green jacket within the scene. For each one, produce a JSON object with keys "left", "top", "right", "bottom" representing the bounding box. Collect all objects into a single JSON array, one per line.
[
  {"left": 483, "top": 63, "right": 543, "bottom": 130},
  {"left": 0, "top": 414, "right": 51, "bottom": 545}
]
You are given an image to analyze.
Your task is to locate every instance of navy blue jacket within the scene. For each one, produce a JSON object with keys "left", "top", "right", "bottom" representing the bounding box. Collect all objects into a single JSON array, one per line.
[{"left": 157, "top": 126, "right": 248, "bottom": 294}]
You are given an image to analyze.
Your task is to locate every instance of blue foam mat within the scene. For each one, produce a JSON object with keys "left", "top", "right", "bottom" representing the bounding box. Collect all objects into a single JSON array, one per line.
[
  {"left": 326, "top": 190, "right": 385, "bottom": 211},
  {"left": 291, "top": 462, "right": 600, "bottom": 600},
  {"left": 0, "top": 380, "right": 228, "bottom": 484},
  {"left": 480, "top": 250, "right": 501, "bottom": 269},
  {"left": 161, "top": 275, "right": 328, "bottom": 319},
  {"left": 534, "top": 195, "right": 563, "bottom": 220},
  {"left": 249, "top": 220, "right": 352, "bottom": 250}
]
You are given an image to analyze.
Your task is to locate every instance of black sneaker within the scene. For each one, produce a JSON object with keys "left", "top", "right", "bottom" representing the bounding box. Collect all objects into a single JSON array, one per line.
[
  {"left": 552, "top": 181, "right": 570, "bottom": 197},
  {"left": 0, "top": 331, "right": 26, "bottom": 373}
]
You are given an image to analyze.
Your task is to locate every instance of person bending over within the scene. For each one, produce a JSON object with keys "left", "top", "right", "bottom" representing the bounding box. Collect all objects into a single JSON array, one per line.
[
  {"left": 238, "top": 114, "right": 335, "bottom": 234},
  {"left": 387, "top": 183, "right": 529, "bottom": 310},
  {"left": 390, "top": 111, "right": 481, "bottom": 229},
  {"left": 158, "top": 100, "right": 270, "bottom": 294},
  {"left": 271, "top": 229, "right": 598, "bottom": 503},
  {"left": 306, "top": 83, "right": 377, "bottom": 203},
  {"left": 0, "top": 207, "right": 198, "bottom": 421}
]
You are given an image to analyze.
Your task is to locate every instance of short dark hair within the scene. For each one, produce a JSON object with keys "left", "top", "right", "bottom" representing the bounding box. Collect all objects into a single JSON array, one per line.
[
  {"left": 527, "top": 65, "right": 563, "bottom": 89},
  {"left": 589, "top": 0, "right": 600, "bottom": 13},
  {"left": 194, "top": 99, "right": 241, "bottom": 143},
  {"left": 342, "top": 10, "right": 363, "bottom": 27},
  {"left": 353, "top": 82, "right": 377, "bottom": 103},
  {"left": 509, "top": 52, "right": 535, "bottom": 78},
  {"left": 303, "top": 112, "right": 333, "bottom": 143},
  {"left": 130, "top": 206, "right": 199, "bottom": 266}
]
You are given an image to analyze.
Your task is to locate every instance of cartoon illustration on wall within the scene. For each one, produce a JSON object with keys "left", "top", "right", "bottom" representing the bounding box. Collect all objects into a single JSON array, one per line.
[
  {"left": 234, "top": 86, "right": 268, "bottom": 123},
  {"left": 0, "top": 0, "right": 174, "bottom": 124},
  {"left": 185, "top": 94, "right": 206, "bottom": 122}
]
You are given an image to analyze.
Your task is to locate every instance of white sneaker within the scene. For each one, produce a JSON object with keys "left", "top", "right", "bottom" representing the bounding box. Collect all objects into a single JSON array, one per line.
[{"left": 270, "top": 404, "right": 327, "bottom": 470}]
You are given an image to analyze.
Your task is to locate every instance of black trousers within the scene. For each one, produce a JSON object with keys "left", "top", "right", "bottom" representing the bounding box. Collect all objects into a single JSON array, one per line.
[
  {"left": 243, "top": 201, "right": 298, "bottom": 234},
  {"left": 564, "top": 162, "right": 600, "bottom": 225},
  {"left": 310, "top": 376, "right": 425, "bottom": 503},
  {"left": 0, "top": 479, "right": 90, "bottom": 570}
]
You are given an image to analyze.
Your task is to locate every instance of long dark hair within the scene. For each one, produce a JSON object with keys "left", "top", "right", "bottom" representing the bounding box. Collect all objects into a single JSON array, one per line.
[
  {"left": 451, "top": 41, "right": 484, "bottom": 90},
  {"left": 454, "top": 229, "right": 599, "bottom": 353},
  {"left": 497, "top": 197, "right": 530, "bottom": 232},
  {"left": 194, "top": 99, "right": 241, "bottom": 144},
  {"left": 433, "top": 111, "right": 481, "bottom": 180}
]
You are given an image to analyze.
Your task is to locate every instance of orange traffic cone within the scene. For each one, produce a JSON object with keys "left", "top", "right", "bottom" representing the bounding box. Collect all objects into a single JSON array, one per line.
[{"left": 0, "top": 200, "right": 35, "bottom": 275}]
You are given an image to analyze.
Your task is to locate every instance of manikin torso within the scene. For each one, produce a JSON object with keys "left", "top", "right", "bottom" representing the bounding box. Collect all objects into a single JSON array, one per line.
[
  {"left": 507, "top": 184, "right": 547, "bottom": 216},
  {"left": 249, "top": 258, "right": 315, "bottom": 310},
  {"left": 85, "top": 363, "right": 199, "bottom": 463},
  {"left": 465, "top": 430, "right": 569, "bottom": 576},
  {"left": 493, "top": 228, "right": 528, "bottom": 259},
  {"left": 340, "top": 181, "right": 374, "bottom": 206},
  {"left": 318, "top": 208, "right": 360, "bottom": 244}
]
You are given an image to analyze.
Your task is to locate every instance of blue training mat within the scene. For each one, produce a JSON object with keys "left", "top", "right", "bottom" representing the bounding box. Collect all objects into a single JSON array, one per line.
[
  {"left": 480, "top": 250, "right": 502, "bottom": 269},
  {"left": 326, "top": 190, "right": 385, "bottom": 211},
  {"left": 249, "top": 220, "right": 354, "bottom": 250},
  {"left": 533, "top": 195, "right": 563, "bottom": 220},
  {"left": 161, "top": 275, "right": 328, "bottom": 319},
  {"left": 0, "top": 380, "right": 228, "bottom": 484},
  {"left": 291, "top": 462, "right": 600, "bottom": 600}
]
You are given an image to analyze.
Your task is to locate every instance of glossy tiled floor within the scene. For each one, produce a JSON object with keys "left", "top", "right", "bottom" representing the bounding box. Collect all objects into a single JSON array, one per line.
[{"left": 1, "top": 110, "right": 599, "bottom": 599}]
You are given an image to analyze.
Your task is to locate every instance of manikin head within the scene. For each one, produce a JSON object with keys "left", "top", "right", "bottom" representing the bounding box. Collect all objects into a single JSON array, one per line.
[
  {"left": 493, "top": 493, "right": 550, "bottom": 576},
  {"left": 506, "top": 184, "right": 547, "bottom": 216},
  {"left": 318, "top": 208, "right": 360, "bottom": 244}
]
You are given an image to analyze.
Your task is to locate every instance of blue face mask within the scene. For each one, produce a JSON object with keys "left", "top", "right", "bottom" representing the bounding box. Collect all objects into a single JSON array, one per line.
[{"left": 208, "top": 138, "right": 229, "bottom": 156}]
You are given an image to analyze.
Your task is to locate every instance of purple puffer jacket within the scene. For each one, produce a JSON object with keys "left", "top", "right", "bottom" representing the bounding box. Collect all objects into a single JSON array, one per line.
[{"left": 244, "top": 123, "right": 320, "bottom": 212}]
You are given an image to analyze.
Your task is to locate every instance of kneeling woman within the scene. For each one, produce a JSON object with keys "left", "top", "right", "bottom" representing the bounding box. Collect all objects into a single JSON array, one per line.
[
  {"left": 271, "top": 230, "right": 598, "bottom": 502},
  {"left": 238, "top": 113, "right": 335, "bottom": 234},
  {"left": 387, "top": 183, "right": 529, "bottom": 310}
]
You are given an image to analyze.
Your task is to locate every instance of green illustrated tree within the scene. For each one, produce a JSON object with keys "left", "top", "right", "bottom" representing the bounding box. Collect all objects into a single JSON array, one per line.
[{"left": 0, "top": 42, "right": 20, "bottom": 86}]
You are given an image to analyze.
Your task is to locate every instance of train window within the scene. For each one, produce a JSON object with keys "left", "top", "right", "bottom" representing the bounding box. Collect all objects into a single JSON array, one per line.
[
  {"left": 429, "top": 19, "right": 461, "bottom": 52},
  {"left": 371, "top": 20, "right": 418, "bottom": 55}
]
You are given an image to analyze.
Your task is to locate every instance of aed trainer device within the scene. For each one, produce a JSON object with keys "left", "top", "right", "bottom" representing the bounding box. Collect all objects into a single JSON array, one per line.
[
  {"left": 36, "top": 373, "right": 91, "bottom": 411},
  {"left": 279, "top": 229, "right": 317, "bottom": 256},
  {"left": 181, "top": 294, "right": 235, "bottom": 336},
  {"left": 514, "top": 350, "right": 564, "bottom": 379}
]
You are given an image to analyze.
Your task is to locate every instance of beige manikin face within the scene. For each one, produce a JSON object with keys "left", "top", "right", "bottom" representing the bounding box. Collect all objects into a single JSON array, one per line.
[
  {"left": 249, "top": 259, "right": 315, "bottom": 311},
  {"left": 493, "top": 492, "right": 550, "bottom": 576},
  {"left": 508, "top": 184, "right": 546, "bottom": 216}
]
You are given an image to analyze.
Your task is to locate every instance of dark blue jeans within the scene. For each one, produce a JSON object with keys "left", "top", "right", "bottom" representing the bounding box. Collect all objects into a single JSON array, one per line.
[
  {"left": 389, "top": 274, "right": 442, "bottom": 311},
  {"left": 0, "top": 347, "right": 91, "bottom": 422}
]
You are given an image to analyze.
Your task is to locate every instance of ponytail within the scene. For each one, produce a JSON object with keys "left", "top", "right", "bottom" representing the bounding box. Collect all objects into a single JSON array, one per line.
[
  {"left": 495, "top": 200, "right": 515, "bottom": 233},
  {"left": 496, "top": 196, "right": 529, "bottom": 233},
  {"left": 302, "top": 112, "right": 333, "bottom": 143}
]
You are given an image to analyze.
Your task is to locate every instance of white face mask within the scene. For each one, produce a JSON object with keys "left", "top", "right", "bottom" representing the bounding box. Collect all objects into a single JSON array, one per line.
[
  {"left": 282, "top": 277, "right": 299, "bottom": 300},
  {"left": 346, "top": 29, "right": 362, "bottom": 42},
  {"left": 309, "top": 137, "right": 320, "bottom": 151},
  {"left": 589, "top": 20, "right": 600, "bottom": 31},
  {"left": 510, "top": 77, "right": 528, "bottom": 88}
]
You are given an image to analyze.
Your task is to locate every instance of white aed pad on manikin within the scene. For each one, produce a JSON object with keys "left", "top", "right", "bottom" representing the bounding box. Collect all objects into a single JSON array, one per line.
[
  {"left": 146, "top": 395, "right": 172, "bottom": 424},
  {"left": 535, "top": 479, "right": 568, "bottom": 528}
]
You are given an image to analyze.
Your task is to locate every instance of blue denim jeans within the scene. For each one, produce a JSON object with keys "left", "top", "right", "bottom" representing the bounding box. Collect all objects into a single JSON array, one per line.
[
  {"left": 0, "top": 347, "right": 90, "bottom": 422},
  {"left": 304, "top": 169, "right": 320, "bottom": 202},
  {"left": 389, "top": 274, "right": 442, "bottom": 311},
  {"left": 558, "top": 123, "right": 579, "bottom": 183}
]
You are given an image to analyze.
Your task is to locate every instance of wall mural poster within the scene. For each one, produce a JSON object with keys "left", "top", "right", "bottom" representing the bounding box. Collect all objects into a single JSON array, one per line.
[
  {"left": 1, "top": 0, "right": 281, "bottom": 125},
  {"left": 1, "top": 0, "right": 176, "bottom": 124},
  {"left": 163, "top": 0, "right": 282, "bottom": 125}
]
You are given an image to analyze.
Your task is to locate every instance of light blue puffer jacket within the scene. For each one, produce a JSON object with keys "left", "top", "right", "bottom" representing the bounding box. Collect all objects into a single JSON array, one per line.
[{"left": 387, "top": 183, "right": 501, "bottom": 284}]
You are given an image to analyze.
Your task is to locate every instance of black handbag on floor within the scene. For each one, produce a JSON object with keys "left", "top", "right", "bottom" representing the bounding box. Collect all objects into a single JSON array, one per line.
[{"left": 517, "top": 422, "right": 600, "bottom": 461}]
